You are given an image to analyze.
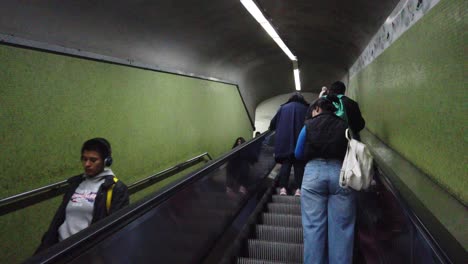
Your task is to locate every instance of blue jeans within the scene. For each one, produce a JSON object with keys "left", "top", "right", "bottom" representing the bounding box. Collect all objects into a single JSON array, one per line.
[{"left": 301, "top": 159, "right": 356, "bottom": 264}]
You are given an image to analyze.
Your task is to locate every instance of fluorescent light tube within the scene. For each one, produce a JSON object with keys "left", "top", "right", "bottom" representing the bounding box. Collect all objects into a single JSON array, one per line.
[
  {"left": 241, "top": 0, "right": 297, "bottom": 61},
  {"left": 294, "top": 67, "right": 301, "bottom": 91}
]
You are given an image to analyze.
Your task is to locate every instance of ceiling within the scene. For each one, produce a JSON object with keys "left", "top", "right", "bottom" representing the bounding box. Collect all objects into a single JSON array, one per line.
[{"left": 0, "top": 0, "right": 399, "bottom": 119}]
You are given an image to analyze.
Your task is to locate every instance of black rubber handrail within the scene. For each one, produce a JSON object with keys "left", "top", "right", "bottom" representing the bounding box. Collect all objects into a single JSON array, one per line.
[
  {"left": 362, "top": 129, "right": 454, "bottom": 264},
  {"left": 128, "top": 152, "right": 212, "bottom": 195},
  {"left": 375, "top": 166, "right": 452, "bottom": 264},
  {"left": 0, "top": 152, "right": 212, "bottom": 216}
]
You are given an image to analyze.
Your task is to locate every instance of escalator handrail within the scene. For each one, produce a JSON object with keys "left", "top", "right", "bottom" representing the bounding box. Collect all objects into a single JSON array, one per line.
[
  {"left": 363, "top": 129, "right": 454, "bottom": 264},
  {"left": 375, "top": 166, "right": 452, "bottom": 264},
  {"left": 127, "top": 152, "right": 212, "bottom": 195},
  {"left": 26, "top": 131, "right": 273, "bottom": 264},
  {"left": 0, "top": 152, "right": 212, "bottom": 216}
]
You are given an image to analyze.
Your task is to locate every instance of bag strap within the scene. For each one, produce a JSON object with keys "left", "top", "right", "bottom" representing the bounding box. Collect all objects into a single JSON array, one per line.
[
  {"left": 345, "top": 128, "right": 352, "bottom": 141},
  {"left": 106, "top": 176, "right": 119, "bottom": 214}
]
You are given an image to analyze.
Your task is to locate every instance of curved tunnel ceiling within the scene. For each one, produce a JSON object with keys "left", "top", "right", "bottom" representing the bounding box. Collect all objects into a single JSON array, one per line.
[{"left": 0, "top": 0, "right": 398, "bottom": 118}]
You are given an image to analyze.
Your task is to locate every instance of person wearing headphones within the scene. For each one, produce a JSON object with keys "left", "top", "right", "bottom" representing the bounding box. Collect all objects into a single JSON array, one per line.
[{"left": 36, "top": 138, "right": 129, "bottom": 253}]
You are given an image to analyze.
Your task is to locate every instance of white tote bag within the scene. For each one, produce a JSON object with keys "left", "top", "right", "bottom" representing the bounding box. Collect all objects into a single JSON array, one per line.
[{"left": 339, "top": 129, "right": 374, "bottom": 190}]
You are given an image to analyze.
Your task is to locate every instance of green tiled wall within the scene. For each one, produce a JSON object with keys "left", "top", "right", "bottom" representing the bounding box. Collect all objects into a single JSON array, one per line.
[
  {"left": 349, "top": 0, "right": 466, "bottom": 204},
  {"left": 0, "top": 45, "right": 252, "bottom": 262}
]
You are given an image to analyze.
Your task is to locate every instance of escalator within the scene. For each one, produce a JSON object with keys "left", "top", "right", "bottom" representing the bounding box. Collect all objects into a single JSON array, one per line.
[
  {"left": 225, "top": 169, "right": 455, "bottom": 264},
  {"left": 26, "top": 132, "right": 278, "bottom": 264},
  {"left": 236, "top": 192, "right": 303, "bottom": 264},
  {"left": 25, "top": 132, "right": 457, "bottom": 264}
]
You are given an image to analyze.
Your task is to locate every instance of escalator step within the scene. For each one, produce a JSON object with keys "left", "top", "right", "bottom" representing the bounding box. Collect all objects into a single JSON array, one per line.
[
  {"left": 236, "top": 257, "right": 300, "bottom": 264},
  {"left": 255, "top": 225, "right": 303, "bottom": 244},
  {"left": 271, "top": 195, "right": 301, "bottom": 204},
  {"left": 246, "top": 239, "right": 303, "bottom": 263},
  {"left": 267, "top": 204, "right": 301, "bottom": 215},
  {"left": 261, "top": 213, "right": 302, "bottom": 228}
]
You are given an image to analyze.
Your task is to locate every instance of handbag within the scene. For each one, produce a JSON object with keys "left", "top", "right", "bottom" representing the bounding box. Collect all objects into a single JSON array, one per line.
[{"left": 339, "top": 129, "right": 374, "bottom": 190}]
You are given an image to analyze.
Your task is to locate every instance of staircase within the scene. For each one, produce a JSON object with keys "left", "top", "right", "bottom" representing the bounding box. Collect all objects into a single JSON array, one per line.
[{"left": 235, "top": 192, "right": 303, "bottom": 264}]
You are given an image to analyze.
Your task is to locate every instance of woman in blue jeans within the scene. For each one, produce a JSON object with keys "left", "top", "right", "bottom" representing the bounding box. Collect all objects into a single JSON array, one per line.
[{"left": 295, "top": 95, "right": 356, "bottom": 264}]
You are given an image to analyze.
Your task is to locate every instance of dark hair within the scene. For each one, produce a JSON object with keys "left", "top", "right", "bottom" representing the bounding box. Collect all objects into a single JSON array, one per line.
[
  {"left": 310, "top": 94, "right": 339, "bottom": 113},
  {"left": 329, "top": 81, "right": 346, "bottom": 95},
  {"left": 232, "top": 137, "right": 246, "bottom": 149},
  {"left": 285, "top": 92, "right": 309, "bottom": 106},
  {"left": 81, "top": 138, "right": 111, "bottom": 159}
]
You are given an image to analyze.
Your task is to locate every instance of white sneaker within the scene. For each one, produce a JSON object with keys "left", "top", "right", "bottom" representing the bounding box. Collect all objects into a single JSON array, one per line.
[
  {"left": 294, "top": 189, "right": 301, "bottom": 197},
  {"left": 279, "top": 187, "right": 287, "bottom": 196},
  {"left": 239, "top": 186, "right": 248, "bottom": 195}
]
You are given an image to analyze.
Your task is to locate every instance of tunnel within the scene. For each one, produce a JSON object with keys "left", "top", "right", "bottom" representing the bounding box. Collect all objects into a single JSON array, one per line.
[{"left": 0, "top": 0, "right": 465, "bottom": 263}]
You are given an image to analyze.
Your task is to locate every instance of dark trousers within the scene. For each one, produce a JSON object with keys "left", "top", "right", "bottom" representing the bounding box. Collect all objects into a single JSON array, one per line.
[
  {"left": 278, "top": 159, "right": 305, "bottom": 189},
  {"left": 226, "top": 159, "right": 249, "bottom": 188}
]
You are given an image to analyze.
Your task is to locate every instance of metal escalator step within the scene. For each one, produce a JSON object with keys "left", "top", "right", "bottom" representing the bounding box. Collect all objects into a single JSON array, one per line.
[
  {"left": 255, "top": 225, "right": 303, "bottom": 244},
  {"left": 267, "top": 204, "right": 301, "bottom": 215},
  {"left": 246, "top": 239, "right": 303, "bottom": 263},
  {"left": 236, "top": 257, "right": 300, "bottom": 264},
  {"left": 261, "top": 213, "right": 302, "bottom": 228},
  {"left": 271, "top": 195, "right": 301, "bottom": 204}
]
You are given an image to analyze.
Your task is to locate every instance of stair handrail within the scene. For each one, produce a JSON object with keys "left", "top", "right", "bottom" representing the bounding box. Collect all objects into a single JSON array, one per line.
[{"left": 0, "top": 152, "right": 212, "bottom": 216}]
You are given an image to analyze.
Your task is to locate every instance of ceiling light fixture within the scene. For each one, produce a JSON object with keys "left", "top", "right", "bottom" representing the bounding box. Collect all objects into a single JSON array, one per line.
[
  {"left": 293, "top": 60, "right": 301, "bottom": 91},
  {"left": 240, "top": 0, "right": 297, "bottom": 61},
  {"left": 241, "top": 0, "right": 301, "bottom": 90}
]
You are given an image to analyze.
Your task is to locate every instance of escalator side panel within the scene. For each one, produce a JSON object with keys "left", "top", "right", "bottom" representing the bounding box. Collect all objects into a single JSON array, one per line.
[{"left": 65, "top": 138, "right": 276, "bottom": 264}]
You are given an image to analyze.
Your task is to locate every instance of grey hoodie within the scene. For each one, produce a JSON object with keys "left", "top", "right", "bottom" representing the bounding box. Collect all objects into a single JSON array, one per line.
[{"left": 58, "top": 168, "right": 114, "bottom": 241}]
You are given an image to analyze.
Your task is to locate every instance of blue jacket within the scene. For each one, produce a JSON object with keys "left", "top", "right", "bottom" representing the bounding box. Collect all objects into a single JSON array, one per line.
[{"left": 269, "top": 101, "right": 308, "bottom": 162}]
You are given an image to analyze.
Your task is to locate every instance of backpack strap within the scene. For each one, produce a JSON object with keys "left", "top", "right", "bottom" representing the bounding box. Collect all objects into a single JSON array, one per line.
[
  {"left": 106, "top": 176, "right": 119, "bottom": 214},
  {"left": 345, "top": 128, "right": 352, "bottom": 141}
]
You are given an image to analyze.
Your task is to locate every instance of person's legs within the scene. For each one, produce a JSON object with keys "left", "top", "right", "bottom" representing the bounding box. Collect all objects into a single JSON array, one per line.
[
  {"left": 301, "top": 160, "right": 328, "bottom": 264},
  {"left": 293, "top": 160, "right": 306, "bottom": 194},
  {"left": 226, "top": 171, "right": 236, "bottom": 193},
  {"left": 226, "top": 161, "right": 238, "bottom": 193},
  {"left": 237, "top": 161, "right": 250, "bottom": 194},
  {"left": 327, "top": 160, "right": 356, "bottom": 264},
  {"left": 240, "top": 160, "right": 250, "bottom": 181},
  {"left": 278, "top": 159, "right": 292, "bottom": 190}
]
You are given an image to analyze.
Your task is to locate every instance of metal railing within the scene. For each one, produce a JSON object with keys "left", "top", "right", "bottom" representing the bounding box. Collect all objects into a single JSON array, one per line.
[
  {"left": 0, "top": 152, "right": 212, "bottom": 216},
  {"left": 128, "top": 152, "right": 212, "bottom": 195}
]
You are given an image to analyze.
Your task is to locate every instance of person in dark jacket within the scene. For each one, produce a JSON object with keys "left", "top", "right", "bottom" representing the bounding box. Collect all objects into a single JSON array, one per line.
[
  {"left": 226, "top": 137, "right": 249, "bottom": 195},
  {"left": 35, "top": 138, "right": 129, "bottom": 253},
  {"left": 269, "top": 92, "right": 308, "bottom": 196},
  {"left": 328, "top": 81, "right": 365, "bottom": 138},
  {"left": 295, "top": 95, "right": 355, "bottom": 264}
]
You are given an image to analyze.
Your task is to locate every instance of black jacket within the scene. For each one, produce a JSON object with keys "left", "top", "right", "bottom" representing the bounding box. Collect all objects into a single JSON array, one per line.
[
  {"left": 35, "top": 174, "right": 129, "bottom": 253},
  {"left": 341, "top": 96, "right": 365, "bottom": 137},
  {"left": 304, "top": 113, "right": 348, "bottom": 160}
]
